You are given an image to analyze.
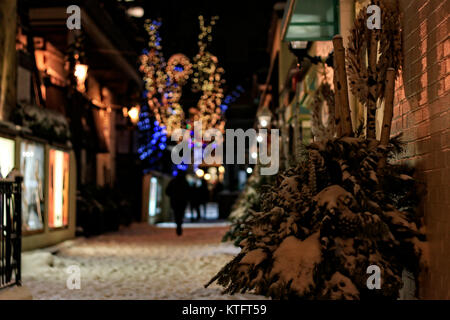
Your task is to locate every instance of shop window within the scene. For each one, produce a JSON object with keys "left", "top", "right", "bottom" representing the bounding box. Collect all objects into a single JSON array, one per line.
[
  {"left": 20, "top": 140, "right": 45, "bottom": 232},
  {"left": 0, "top": 137, "right": 15, "bottom": 178},
  {"left": 48, "top": 149, "right": 70, "bottom": 229},
  {"left": 148, "top": 177, "right": 161, "bottom": 218}
]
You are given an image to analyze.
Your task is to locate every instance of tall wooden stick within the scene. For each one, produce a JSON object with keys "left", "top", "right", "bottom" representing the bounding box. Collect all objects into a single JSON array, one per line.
[
  {"left": 378, "top": 68, "right": 396, "bottom": 169},
  {"left": 380, "top": 68, "right": 396, "bottom": 146},
  {"left": 366, "top": 31, "right": 378, "bottom": 139},
  {"left": 333, "top": 60, "right": 343, "bottom": 137},
  {"left": 332, "top": 35, "right": 353, "bottom": 137}
]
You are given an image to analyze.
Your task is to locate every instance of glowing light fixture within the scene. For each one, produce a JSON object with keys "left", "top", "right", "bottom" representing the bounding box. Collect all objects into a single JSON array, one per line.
[
  {"left": 204, "top": 173, "right": 211, "bottom": 181},
  {"left": 196, "top": 168, "right": 205, "bottom": 177},
  {"left": 246, "top": 167, "right": 253, "bottom": 174},
  {"left": 251, "top": 152, "right": 257, "bottom": 160},
  {"left": 74, "top": 63, "right": 88, "bottom": 91},
  {"left": 127, "top": 6, "right": 144, "bottom": 18},
  {"left": 128, "top": 106, "right": 140, "bottom": 124},
  {"left": 257, "top": 135, "right": 263, "bottom": 143},
  {"left": 258, "top": 105, "right": 272, "bottom": 128},
  {"left": 290, "top": 41, "right": 308, "bottom": 49},
  {"left": 218, "top": 166, "right": 225, "bottom": 173}
]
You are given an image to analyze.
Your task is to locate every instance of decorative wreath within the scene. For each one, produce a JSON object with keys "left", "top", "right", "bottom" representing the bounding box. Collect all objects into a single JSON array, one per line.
[
  {"left": 311, "top": 83, "right": 336, "bottom": 141},
  {"left": 347, "top": 0, "right": 403, "bottom": 106},
  {"left": 166, "top": 53, "right": 193, "bottom": 85}
]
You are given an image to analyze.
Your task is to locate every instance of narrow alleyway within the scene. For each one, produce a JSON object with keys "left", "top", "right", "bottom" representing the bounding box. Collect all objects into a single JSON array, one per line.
[{"left": 22, "top": 224, "right": 267, "bottom": 300}]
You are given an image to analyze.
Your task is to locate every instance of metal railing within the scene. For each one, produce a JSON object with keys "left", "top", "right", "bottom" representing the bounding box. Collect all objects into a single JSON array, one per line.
[{"left": 0, "top": 176, "right": 22, "bottom": 289}]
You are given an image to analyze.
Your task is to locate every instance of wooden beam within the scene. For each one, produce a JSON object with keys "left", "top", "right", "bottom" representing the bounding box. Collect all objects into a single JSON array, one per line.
[{"left": 332, "top": 35, "right": 353, "bottom": 137}]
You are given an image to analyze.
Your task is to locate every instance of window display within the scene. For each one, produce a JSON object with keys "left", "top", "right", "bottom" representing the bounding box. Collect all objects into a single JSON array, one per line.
[
  {"left": 148, "top": 176, "right": 161, "bottom": 217},
  {"left": 20, "top": 141, "right": 45, "bottom": 231},
  {"left": 48, "top": 149, "right": 70, "bottom": 228},
  {"left": 0, "top": 136, "right": 15, "bottom": 178}
]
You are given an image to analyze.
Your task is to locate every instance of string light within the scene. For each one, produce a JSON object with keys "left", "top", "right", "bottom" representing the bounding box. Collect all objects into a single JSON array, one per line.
[
  {"left": 139, "top": 19, "right": 191, "bottom": 135},
  {"left": 195, "top": 168, "right": 205, "bottom": 177},
  {"left": 190, "top": 15, "right": 226, "bottom": 133},
  {"left": 137, "top": 105, "right": 167, "bottom": 167}
]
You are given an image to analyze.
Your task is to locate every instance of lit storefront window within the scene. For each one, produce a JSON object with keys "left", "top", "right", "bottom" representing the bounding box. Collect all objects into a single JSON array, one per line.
[
  {"left": 48, "top": 149, "right": 70, "bottom": 228},
  {"left": 0, "top": 137, "right": 15, "bottom": 179},
  {"left": 149, "top": 177, "right": 159, "bottom": 217},
  {"left": 20, "top": 141, "right": 45, "bottom": 231}
]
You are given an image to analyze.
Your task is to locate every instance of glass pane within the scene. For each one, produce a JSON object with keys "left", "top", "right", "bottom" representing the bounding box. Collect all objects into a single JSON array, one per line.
[
  {"left": 292, "top": 0, "right": 335, "bottom": 23},
  {"left": 0, "top": 137, "right": 15, "bottom": 178},
  {"left": 20, "top": 141, "right": 45, "bottom": 231},
  {"left": 48, "top": 149, "right": 70, "bottom": 228},
  {"left": 284, "top": 0, "right": 338, "bottom": 41},
  {"left": 286, "top": 24, "right": 336, "bottom": 41}
]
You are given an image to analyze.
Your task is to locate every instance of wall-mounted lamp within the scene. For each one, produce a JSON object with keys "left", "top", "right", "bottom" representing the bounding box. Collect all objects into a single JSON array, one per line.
[
  {"left": 258, "top": 104, "right": 272, "bottom": 128},
  {"left": 74, "top": 62, "right": 88, "bottom": 92},
  {"left": 195, "top": 168, "right": 205, "bottom": 178},
  {"left": 127, "top": 7, "right": 144, "bottom": 18},
  {"left": 290, "top": 41, "right": 308, "bottom": 49},
  {"left": 289, "top": 41, "right": 334, "bottom": 67},
  {"left": 127, "top": 106, "right": 140, "bottom": 124}
]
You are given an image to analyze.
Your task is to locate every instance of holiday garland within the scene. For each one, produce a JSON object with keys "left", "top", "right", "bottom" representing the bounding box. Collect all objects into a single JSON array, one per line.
[
  {"left": 139, "top": 17, "right": 227, "bottom": 137},
  {"left": 347, "top": 0, "right": 402, "bottom": 105},
  {"left": 346, "top": 0, "right": 402, "bottom": 138},
  {"left": 139, "top": 19, "right": 187, "bottom": 135},
  {"left": 137, "top": 104, "right": 167, "bottom": 168},
  {"left": 191, "top": 15, "right": 226, "bottom": 133}
]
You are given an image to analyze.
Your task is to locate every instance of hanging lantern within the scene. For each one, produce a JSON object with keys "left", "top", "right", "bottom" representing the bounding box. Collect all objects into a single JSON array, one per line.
[
  {"left": 74, "top": 62, "right": 88, "bottom": 92},
  {"left": 128, "top": 106, "right": 140, "bottom": 124},
  {"left": 258, "top": 105, "right": 272, "bottom": 128}
]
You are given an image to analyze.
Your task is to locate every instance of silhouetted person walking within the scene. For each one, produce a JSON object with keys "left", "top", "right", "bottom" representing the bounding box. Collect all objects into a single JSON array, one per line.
[
  {"left": 166, "top": 172, "right": 190, "bottom": 236},
  {"left": 190, "top": 183, "right": 202, "bottom": 221},
  {"left": 199, "top": 179, "right": 209, "bottom": 219}
]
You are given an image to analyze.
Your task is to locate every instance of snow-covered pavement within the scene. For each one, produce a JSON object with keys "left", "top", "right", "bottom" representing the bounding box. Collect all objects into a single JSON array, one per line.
[{"left": 22, "top": 223, "right": 268, "bottom": 300}]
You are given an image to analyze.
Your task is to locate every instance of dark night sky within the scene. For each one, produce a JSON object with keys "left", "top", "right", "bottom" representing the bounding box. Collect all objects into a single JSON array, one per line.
[{"left": 128, "top": 0, "right": 280, "bottom": 90}]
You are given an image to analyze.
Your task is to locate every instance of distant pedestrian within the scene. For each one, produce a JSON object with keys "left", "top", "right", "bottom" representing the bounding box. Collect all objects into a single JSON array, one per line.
[
  {"left": 166, "top": 171, "right": 190, "bottom": 236},
  {"left": 199, "top": 179, "right": 210, "bottom": 219},
  {"left": 189, "top": 182, "right": 202, "bottom": 221}
]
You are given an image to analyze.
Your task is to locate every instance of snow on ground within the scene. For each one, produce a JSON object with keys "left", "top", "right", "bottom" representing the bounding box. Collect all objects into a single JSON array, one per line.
[{"left": 22, "top": 223, "right": 268, "bottom": 300}]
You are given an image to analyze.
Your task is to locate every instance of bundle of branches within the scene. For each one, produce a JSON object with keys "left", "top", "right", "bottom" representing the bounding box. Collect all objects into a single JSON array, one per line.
[
  {"left": 223, "top": 172, "right": 276, "bottom": 246},
  {"left": 207, "top": 137, "right": 426, "bottom": 299}
]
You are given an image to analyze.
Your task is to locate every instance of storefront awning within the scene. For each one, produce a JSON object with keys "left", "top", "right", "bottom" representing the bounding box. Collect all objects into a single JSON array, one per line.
[{"left": 281, "top": 0, "right": 340, "bottom": 41}]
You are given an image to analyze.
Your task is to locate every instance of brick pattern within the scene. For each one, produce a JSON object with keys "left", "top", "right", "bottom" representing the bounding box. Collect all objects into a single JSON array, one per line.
[{"left": 391, "top": 0, "right": 450, "bottom": 299}]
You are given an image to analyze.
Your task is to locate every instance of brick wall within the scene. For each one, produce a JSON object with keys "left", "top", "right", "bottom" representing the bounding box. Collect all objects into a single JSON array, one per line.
[{"left": 391, "top": 0, "right": 449, "bottom": 299}]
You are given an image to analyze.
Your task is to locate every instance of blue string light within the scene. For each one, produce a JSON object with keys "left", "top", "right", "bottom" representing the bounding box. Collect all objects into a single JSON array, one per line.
[{"left": 137, "top": 105, "right": 167, "bottom": 168}]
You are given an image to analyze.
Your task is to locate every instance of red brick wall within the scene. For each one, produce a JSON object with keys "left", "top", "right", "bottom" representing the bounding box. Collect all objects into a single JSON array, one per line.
[{"left": 391, "top": 0, "right": 449, "bottom": 299}]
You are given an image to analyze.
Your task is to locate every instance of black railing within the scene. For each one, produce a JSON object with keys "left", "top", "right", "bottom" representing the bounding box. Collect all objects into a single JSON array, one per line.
[{"left": 0, "top": 176, "right": 22, "bottom": 289}]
